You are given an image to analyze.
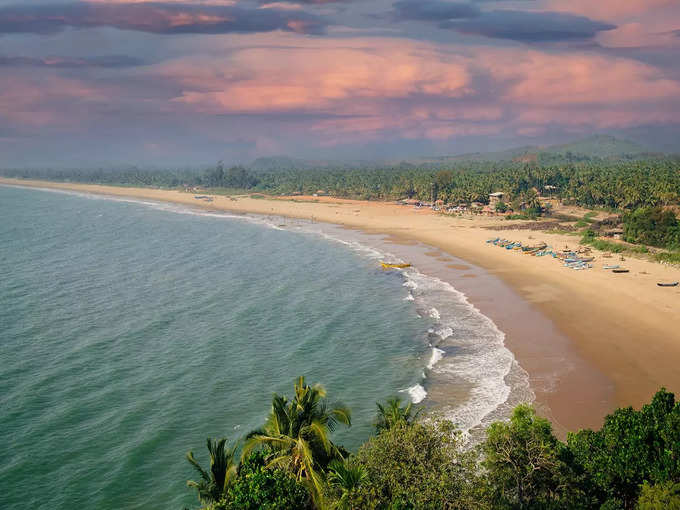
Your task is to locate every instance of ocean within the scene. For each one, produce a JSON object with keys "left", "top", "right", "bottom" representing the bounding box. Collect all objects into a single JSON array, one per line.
[{"left": 0, "top": 184, "right": 531, "bottom": 509}]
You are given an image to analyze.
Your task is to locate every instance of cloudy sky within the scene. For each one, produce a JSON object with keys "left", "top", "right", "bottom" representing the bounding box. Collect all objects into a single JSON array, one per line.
[{"left": 1, "top": 0, "right": 679, "bottom": 166}]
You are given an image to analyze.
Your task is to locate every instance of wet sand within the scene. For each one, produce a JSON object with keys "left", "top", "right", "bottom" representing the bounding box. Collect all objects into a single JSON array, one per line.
[{"left": 3, "top": 178, "right": 679, "bottom": 434}]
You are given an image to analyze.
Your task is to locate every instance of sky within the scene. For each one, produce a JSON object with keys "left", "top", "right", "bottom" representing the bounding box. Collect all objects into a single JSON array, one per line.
[{"left": 0, "top": 0, "right": 679, "bottom": 166}]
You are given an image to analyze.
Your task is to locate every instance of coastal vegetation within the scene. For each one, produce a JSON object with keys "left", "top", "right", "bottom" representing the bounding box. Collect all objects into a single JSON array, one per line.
[
  {"left": 184, "top": 378, "right": 680, "bottom": 510},
  {"left": 3, "top": 155, "right": 679, "bottom": 258}
]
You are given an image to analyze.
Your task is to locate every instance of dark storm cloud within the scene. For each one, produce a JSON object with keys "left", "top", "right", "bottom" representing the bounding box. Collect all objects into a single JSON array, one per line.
[
  {"left": 442, "top": 9, "right": 616, "bottom": 42},
  {"left": 0, "top": 2, "right": 328, "bottom": 35},
  {"left": 391, "top": 0, "right": 480, "bottom": 21},
  {"left": 0, "top": 55, "right": 145, "bottom": 68},
  {"left": 390, "top": 1, "right": 613, "bottom": 42}
]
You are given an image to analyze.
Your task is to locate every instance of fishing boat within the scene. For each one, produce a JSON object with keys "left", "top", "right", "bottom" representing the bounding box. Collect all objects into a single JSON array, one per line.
[
  {"left": 381, "top": 262, "right": 412, "bottom": 269},
  {"left": 522, "top": 242, "right": 547, "bottom": 253},
  {"left": 603, "top": 265, "right": 620, "bottom": 270},
  {"left": 657, "top": 282, "right": 679, "bottom": 287},
  {"left": 612, "top": 269, "right": 630, "bottom": 273}
]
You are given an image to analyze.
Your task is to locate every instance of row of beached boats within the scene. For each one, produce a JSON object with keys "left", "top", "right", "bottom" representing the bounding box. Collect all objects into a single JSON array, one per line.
[
  {"left": 487, "top": 238, "right": 679, "bottom": 285},
  {"left": 487, "top": 238, "right": 596, "bottom": 270}
]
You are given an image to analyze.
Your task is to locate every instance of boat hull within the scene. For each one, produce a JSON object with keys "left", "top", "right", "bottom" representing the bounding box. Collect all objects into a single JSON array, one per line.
[{"left": 381, "top": 262, "right": 412, "bottom": 269}]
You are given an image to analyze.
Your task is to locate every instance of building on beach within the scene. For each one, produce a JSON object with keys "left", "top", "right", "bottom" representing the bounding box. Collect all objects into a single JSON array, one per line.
[{"left": 489, "top": 192, "right": 505, "bottom": 206}]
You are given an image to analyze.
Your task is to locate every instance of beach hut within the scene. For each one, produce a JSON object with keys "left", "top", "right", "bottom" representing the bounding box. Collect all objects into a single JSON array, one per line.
[
  {"left": 604, "top": 228, "right": 624, "bottom": 239},
  {"left": 489, "top": 192, "right": 505, "bottom": 206}
]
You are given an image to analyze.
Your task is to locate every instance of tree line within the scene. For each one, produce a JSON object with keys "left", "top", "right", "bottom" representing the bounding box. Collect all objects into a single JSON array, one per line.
[
  {"left": 3, "top": 159, "right": 679, "bottom": 211},
  {"left": 183, "top": 376, "right": 680, "bottom": 510}
]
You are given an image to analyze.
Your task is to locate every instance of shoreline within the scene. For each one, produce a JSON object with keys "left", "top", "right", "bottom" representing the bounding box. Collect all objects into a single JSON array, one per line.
[{"left": 4, "top": 178, "right": 680, "bottom": 433}]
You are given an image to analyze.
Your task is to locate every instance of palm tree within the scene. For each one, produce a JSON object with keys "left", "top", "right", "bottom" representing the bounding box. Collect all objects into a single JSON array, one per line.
[
  {"left": 186, "top": 437, "right": 238, "bottom": 505},
  {"left": 375, "top": 397, "right": 421, "bottom": 433},
  {"left": 244, "top": 376, "right": 351, "bottom": 501},
  {"left": 327, "top": 459, "right": 368, "bottom": 510}
]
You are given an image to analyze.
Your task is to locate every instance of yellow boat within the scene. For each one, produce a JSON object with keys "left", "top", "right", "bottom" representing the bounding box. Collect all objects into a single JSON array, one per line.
[{"left": 381, "top": 262, "right": 412, "bottom": 269}]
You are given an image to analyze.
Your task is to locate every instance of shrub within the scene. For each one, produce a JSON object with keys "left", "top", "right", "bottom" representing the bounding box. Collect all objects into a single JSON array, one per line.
[
  {"left": 637, "top": 481, "right": 680, "bottom": 510},
  {"left": 623, "top": 207, "right": 680, "bottom": 249},
  {"left": 350, "top": 420, "right": 480, "bottom": 510},
  {"left": 483, "top": 405, "right": 587, "bottom": 510},
  {"left": 217, "top": 451, "right": 312, "bottom": 510},
  {"left": 567, "top": 389, "right": 680, "bottom": 510}
]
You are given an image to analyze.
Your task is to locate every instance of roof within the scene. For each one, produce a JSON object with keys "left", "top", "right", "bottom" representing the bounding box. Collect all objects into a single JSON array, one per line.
[{"left": 489, "top": 192, "right": 505, "bottom": 197}]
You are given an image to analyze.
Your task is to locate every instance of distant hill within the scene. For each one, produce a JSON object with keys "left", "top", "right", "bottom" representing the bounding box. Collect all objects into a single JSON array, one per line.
[
  {"left": 246, "top": 135, "right": 670, "bottom": 172},
  {"left": 248, "top": 155, "right": 378, "bottom": 172},
  {"left": 537, "top": 135, "right": 658, "bottom": 161},
  {"left": 436, "top": 136, "right": 660, "bottom": 164}
]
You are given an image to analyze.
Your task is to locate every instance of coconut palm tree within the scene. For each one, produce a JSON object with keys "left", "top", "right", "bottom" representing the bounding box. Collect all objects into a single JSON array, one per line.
[
  {"left": 244, "top": 376, "right": 351, "bottom": 501},
  {"left": 327, "top": 459, "right": 368, "bottom": 510},
  {"left": 375, "top": 397, "right": 421, "bottom": 433},
  {"left": 186, "top": 437, "right": 238, "bottom": 505}
]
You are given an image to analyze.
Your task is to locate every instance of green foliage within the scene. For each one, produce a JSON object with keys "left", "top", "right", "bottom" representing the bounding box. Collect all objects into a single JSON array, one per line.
[
  {"left": 216, "top": 451, "right": 312, "bottom": 510},
  {"left": 495, "top": 201, "right": 508, "bottom": 213},
  {"left": 5, "top": 159, "right": 680, "bottom": 213},
  {"left": 326, "top": 458, "right": 369, "bottom": 509},
  {"left": 567, "top": 389, "right": 680, "bottom": 509},
  {"left": 580, "top": 230, "right": 627, "bottom": 253},
  {"left": 244, "top": 376, "right": 351, "bottom": 503},
  {"left": 482, "top": 405, "right": 585, "bottom": 510},
  {"left": 654, "top": 251, "right": 680, "bottom": 264},
  {"left": 623, "top": 207, "right": 680, "bottom": 249},
  {"left": 180, "top": 380, "right": 680, "bottom": 510},
  {"left": 637, "top": 481, "right": 680, "bottom": 510},
  {"left": 374, "top": 397, "right": 421, "bottom": 433},
  {"left": 350, "top": 420, "right": 479, "bottom": 509},
  {"left": 186, "top": 438, "right": 238, "bottom": 505}
]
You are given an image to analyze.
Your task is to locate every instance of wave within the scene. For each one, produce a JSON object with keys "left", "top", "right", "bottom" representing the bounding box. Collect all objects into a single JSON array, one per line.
[
  {"left": 427, "top": 347, "right": 446, "bottom": 370},
  {"left": 400, "top": 268, "right": 534, "bottom": 435},
  {"left": 401, "top": 383, "right": 427, "bottom": 404}
]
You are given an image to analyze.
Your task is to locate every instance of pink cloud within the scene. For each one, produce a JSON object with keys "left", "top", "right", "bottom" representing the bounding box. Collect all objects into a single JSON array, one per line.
[
  {"left": 0, "top": 72, "right": 109, "bottom": 128},
  {"left": 152, "top": 36, "right": 680, "bottom": 142},
  {"left": 4, "top": 33, "right": 680, "bottom": 147},
  {"left": 486, "top": 50, "right": 680, "bottom": 106},
  {"left": 159, "top": 39, "right": 473, "bottom": 114}
]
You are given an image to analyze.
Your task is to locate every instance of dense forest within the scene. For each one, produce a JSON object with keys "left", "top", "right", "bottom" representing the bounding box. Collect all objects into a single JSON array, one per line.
[
  {"left": 3, "top": 159, "right": 679, "bottom": 209},
  {"left": 183, "top": 377, "right": 680, "bottom": 510}
]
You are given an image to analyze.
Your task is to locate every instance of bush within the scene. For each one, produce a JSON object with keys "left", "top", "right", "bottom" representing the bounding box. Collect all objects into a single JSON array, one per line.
[
  {"left": 483, "top": 405, "right": 586, "bottom": 510},
  {"left": 567, "top": 389, "right": 680, "bottom": 510},
  {"left": 350, "top": 420, "right": 480, "bottom": 509},
  {"left": 217, "top": 451, "right": 312, "bottom": 510},
  {"left": 637, "top": 481, "right": 680, "bottom": 510},
  {"left": 655, "top": 252, "right": 680, "bottom": 265},
  {"left": 623, "top": 207, "right": 680, "bottom": 249},
  {"left": 580, "top": 230, "right": 627, "bottom": 253}
]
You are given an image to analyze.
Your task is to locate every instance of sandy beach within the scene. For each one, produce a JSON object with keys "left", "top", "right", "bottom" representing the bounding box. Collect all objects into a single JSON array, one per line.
[{"left": 4, "top": 177, "right": 680, "bottom": 433}]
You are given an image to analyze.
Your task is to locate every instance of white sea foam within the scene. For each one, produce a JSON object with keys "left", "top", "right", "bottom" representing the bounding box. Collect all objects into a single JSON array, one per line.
[
  {"left": 435, "top": 326, "right": 454, "bottom": 340},
  {"left": 400, "top": 267, "right": 534, "bottom": 436},
  {"left": 427, "top": 347, "right": 445, "bottom": 370},
  {"left": 401, "top": 384, "right": 427, "bottom": 404},
  {"left": 404, "top": 293, "right": 415, "bottom": 301}
]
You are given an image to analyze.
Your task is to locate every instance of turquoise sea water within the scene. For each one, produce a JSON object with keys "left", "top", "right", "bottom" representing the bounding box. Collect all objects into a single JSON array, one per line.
[{"left": 0, "top": 186, "right": 427, "bottom": 509}]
